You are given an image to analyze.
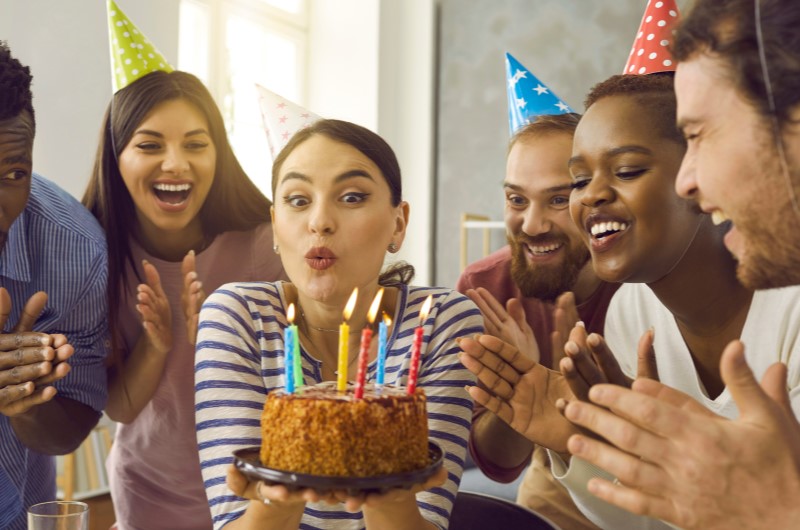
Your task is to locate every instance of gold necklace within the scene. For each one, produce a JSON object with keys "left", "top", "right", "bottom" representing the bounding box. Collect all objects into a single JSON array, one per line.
[
  {"left": 297, "top": 319, "right": 360, "bottom": 376},
  {"left": 299, "top": 307, "right": 339, "bottom": 333}
]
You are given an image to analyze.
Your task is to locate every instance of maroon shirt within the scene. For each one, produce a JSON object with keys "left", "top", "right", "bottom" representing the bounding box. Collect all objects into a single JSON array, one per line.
[{"left": 456, "top": 245, "right": 619, "bottom": 481}]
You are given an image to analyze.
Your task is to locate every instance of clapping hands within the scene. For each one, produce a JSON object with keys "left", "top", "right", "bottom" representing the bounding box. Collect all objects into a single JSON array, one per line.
[{"left": 0, "top": 288, "right": 74, "bottom": 416}]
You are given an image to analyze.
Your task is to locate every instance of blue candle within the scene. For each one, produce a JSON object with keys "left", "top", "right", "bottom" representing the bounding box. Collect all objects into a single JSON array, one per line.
[
  {"left": 292, "top": 322, "right": 303, "bottom": 388},
  {"left": 285, "top": 304, "right": 296, "bottom": 393},
  {"left": 376, "top": 312, "right": 391, "bottom": 387}
]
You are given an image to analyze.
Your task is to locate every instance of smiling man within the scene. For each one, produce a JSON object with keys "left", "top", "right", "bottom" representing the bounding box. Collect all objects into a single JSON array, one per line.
[
  {"left": 457, "top": 114, "right": 618, "bottom": 530},
  {"left": 555, "top": 1, "right": 800, "bottom": 529},
  {"left": 0, "top": 42, "right": 109, "bottom": 529}
]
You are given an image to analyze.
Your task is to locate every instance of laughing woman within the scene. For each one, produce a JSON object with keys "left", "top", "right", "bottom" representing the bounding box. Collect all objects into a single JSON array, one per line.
[
  {"left": 82, "top": 70, "right": 285, "bottom": 530},
  {"left": 194, "top": 119, "right": 481, "bottom": 530}
]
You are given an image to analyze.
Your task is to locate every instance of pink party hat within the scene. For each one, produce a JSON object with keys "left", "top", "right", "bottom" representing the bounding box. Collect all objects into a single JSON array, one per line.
[
  {"left": 256, "top": 84, "right": 321, "bottom": 160},
  {"left": 623, "top": 0, "right": 680, "bottom": 75}
]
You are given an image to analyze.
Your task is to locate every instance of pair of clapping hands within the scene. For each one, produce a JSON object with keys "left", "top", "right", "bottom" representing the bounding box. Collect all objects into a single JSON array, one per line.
[
  {"left": 461, "top": 287, "right": 800, "bottom": 530},
  {"left": 460, "top": 287, "right": 657, "bottom": 453},
  {"left": 134, "top": 250, "right": 206, "bottom": 351},
  {"left": 0, "top": 288, "right": 73, "bottom": 417}
]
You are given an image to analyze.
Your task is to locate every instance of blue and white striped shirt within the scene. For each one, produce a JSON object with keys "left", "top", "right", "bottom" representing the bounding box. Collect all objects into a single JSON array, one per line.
[
  {"left": 195, "top": 282, "right": 482, "bottom": 529},
  {"left": 0, "top": 174, "right": 109, "bottom": 530}
]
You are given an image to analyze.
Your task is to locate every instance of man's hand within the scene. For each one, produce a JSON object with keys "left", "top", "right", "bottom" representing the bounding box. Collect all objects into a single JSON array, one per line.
[
  {"left": 136, "top": 260, "right": 172, "bottom": 354},
  {"left": 466, "top": 288, "right": 540, "bottom": 362},
  {"left": 181, "top": 250, "right": 206, "bottom": 346},
  {"left": 459, "top": 334, "right": 579, "bottom": 452},
  {"left": 0, "top": 288, "right": 74, "bottom": 416},
  {"left": 561, "top": 340, "right": 800, "bottom": 530}
]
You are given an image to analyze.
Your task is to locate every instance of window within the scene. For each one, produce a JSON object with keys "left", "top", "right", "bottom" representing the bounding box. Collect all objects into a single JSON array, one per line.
[{"left": 179, "top": 0, "right": 309, "bottom": 198}]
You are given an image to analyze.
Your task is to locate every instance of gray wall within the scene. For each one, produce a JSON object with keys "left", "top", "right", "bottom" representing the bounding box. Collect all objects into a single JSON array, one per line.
[{"left": 435, "top": 0, "right": 689, "bottom": 288}]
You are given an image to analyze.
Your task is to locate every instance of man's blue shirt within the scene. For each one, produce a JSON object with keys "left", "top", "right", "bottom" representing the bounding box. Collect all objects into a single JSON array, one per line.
[{"left": 0, "top": 174, "right": 109, "bottom": 529}]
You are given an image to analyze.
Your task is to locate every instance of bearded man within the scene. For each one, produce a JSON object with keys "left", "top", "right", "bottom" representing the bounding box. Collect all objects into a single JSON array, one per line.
[{"left": 456, "top": 113, "right": 618, "bottom": 530}]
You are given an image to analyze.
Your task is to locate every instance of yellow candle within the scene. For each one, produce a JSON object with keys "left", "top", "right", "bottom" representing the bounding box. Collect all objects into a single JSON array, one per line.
[
  {"left": 337, "top": 320, "right": 349, "bottom": 391},
  {"left": 337, "top": 288, "right": 358, "bottom": 392}
]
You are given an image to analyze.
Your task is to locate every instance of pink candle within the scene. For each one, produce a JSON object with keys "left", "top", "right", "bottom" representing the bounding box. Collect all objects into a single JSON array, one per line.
[
  {"left": 407, "top": 295, "right": 432, "bottom": 394},
  {"left": 354, "top": 328, "right": 373, "bottom": 399},
  {"left": 354, "top": 288, "right": 383, "bottom": 399}
]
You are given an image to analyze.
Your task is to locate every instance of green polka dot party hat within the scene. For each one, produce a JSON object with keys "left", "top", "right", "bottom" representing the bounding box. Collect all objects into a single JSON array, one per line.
[{"left": 107, "top": 0, "right": 173, "bottom": 93}]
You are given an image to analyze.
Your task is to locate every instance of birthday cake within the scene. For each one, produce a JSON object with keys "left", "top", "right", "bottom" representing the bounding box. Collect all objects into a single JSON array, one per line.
[{"left": 260, "top": 381, "right": 429, "bottom": 477}]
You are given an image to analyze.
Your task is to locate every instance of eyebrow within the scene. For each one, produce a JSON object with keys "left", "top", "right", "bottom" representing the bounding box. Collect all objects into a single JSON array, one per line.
[
  {"left": 503, "top": 182, "right": 572, "bottom": 193},
  {"left": 132, "top": 128, "right": 210, "bottom": 138},
  {"left": 2, "top": 154, "right": 32, "bottom": 166},
  {"left": 569, "top": 145, "right": 654, "bottom": 167},
  {"left": 280, "top": 169, "right": 376, "bottom": 187}
]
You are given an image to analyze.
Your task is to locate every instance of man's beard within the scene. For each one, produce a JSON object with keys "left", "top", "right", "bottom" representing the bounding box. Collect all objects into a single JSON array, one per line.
[
  {"left": 508, "top": 233, "right": 590, "bottom": 302},
  {"left": 735, "top": 151, "right": 800, "bottom": 289}
]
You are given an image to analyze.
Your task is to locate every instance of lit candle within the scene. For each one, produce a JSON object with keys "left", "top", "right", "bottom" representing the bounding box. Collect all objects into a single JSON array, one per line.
[
  {"left": 407, "top": 295, "right": 432, "bottom": 394},
  {"left": 292, "top": 311, "right": 303, "bottom": 389},
  {"left": 337, "top": 288, "right": 358, "bottom": 392},
  {"left": 355, "top": 288, "right": 383, "bottom": 399},
  {"left": 285, "top": 304, "right": 296, "bottom": 394},
  {"left": 376, "top": 312, "right": 392, "bottom": 388}
]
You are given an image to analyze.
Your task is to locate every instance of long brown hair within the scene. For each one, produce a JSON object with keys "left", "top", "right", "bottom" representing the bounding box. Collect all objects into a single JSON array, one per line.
[
  {"left": 83, "top": 70, "right": 272, "bottom": 355},
  {"left": 271, "top": 119, "right": 414, "bottom": 286}
]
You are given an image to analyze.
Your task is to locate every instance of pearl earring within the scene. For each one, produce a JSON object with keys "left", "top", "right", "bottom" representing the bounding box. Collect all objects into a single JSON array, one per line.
[
  {"left": 387, "top": 242, "right": 398, "bottom": 253},
  {"left": 273, "top": 245, "right": 280, "bottom": 255}
]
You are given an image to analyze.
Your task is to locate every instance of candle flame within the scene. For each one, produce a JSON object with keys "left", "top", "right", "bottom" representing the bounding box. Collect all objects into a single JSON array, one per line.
[
  {"left": 419, "top": 295, "right": 433, "bottom": 324},
  {"left": 343, "top": 287, "right": 358, "bottom": 321},
  {"left": 367, "top": 288, "right": 384, "bottom": 324},
  {"left": 287, "top": 303, "right": 295, "bottom": 324},
  {"left": 382, "top": 311, "right": 392, "bottom": 327}
]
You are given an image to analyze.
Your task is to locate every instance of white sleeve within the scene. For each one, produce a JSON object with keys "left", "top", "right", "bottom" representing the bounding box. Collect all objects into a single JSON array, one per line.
[{"left": 546, "top": 450, "right": 677, "bottom": 530}]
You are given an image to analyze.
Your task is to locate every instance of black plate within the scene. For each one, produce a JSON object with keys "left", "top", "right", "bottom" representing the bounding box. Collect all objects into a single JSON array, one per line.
[{"left": 233, "top": 440, "right": 444, "bottom": 495}]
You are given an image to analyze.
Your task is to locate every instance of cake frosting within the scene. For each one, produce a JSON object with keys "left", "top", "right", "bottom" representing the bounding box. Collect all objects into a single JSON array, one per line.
[{"left": 260, "top": 381, "right": 429, "bottom": 477}]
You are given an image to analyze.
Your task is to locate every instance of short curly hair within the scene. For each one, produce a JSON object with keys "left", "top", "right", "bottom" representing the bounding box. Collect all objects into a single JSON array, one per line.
[
  {"left": 0, "top": 41, "right": 35, "bottom": 130},
  {"left": 584, "top": 73, "right": 684, "bottom": 146}
]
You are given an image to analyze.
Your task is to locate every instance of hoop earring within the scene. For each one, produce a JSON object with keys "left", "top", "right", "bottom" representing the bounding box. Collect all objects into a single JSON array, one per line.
[
  {"left": 273, "top": 245, "right": 280, "bottom": 255},
  {"left": 387, "top": 242, "right": 398, "bottom": 253}
]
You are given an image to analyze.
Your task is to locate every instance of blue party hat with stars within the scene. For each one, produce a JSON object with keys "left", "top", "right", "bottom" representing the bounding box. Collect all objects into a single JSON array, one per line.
[{"left": 505, "top": 52, "right": 573, "bottom": 135}]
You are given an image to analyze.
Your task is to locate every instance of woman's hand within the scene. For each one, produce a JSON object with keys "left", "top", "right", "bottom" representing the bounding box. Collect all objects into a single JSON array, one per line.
[
  {"left": 336, "top": 465, "right": 448, "bottom": 512},
  {"left": 136, "top": 260, "right": 172, "bottom": 354},
  {"left": 459, "top": 334, "right": 579, "bottom": 452},
  {"left": 466, "top": 288, "right": 540, "bottom": 363},
  {"left": 550, "top": 292, "right": 581, "bottom": 369},
  {"left": 181, "top": 250, "right": 207, "bottom": 346},
  {"left": 560, "top": 326, "right": 658, "bottom": 402}
]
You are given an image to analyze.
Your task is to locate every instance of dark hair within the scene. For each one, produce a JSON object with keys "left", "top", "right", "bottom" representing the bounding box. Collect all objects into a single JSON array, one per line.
[
  {"left": 584, "top": 73, "right": 685, "bottom": 146},
  {"left": 271, "top": 118, "right": 414, "bottom": 286},
  {"left": 509, "top": 113, "right": 581, "bottom": 153},
  {"left": 0, "top": 41, "right": 35, "bottom": 132},
  {"left": 673, "top": 0, "right": 800, "bottom": 128},
  {"left": 82, "top": 70, "right": 272, "bottom": 350}
]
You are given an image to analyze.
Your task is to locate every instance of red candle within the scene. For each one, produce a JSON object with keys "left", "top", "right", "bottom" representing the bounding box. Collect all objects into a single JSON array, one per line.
[
  {"left": 407, "top": 295, "right": 432, "bottom": 394},
  {"left": 354, "top": 288, "right": 384, "bottom": 399}
]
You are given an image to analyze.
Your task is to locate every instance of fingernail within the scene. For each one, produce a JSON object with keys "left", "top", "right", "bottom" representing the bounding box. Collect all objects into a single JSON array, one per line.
[
  {"left": 589, "top": 386, "right": 606, "bottom": 401},
  {"left": 587, "top": 333, "right": 600, "bottom": 346},
  {"left": 570, "top": 436, "right": 585, "bottom": 453},
  {"left": 455, "top": 337, "right": 462, "bottom": 345},
  {"left": 189, "top": 249, "right": 195, "bottom": 257},
  {"left": 576, "top": 321, "right": 585, "bottom": 328},
  {"left": 565, "top": 341, "right": 579, "bottom": 355}
]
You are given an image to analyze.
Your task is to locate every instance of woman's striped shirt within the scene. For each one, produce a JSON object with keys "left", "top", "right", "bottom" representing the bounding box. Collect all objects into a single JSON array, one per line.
[{"left": 195, "top": 281, "right": 482, "bottom": 529}]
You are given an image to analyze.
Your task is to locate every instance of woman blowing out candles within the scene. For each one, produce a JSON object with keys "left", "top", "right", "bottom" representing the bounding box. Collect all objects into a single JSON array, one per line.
[{"left": 194, "top": 119, "right": 482, "bottom": 530}]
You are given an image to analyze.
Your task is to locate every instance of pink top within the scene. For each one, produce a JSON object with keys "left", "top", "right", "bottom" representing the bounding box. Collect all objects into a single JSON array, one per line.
[{"left": 107, "top": 223, "right": 285, "bottom": 530}]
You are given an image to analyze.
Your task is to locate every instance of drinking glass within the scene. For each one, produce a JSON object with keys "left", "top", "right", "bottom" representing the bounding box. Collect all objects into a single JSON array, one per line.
[{"left": 27, "top": 501, "right": 88, "bottom": 530}]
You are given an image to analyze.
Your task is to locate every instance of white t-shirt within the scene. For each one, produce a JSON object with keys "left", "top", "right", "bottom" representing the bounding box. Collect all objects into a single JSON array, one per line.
[{"left": 550, "top": 283, "right": 800, "bottom": 530}]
